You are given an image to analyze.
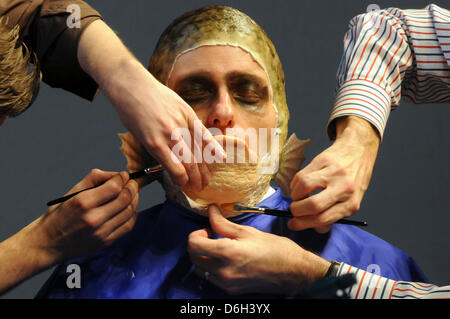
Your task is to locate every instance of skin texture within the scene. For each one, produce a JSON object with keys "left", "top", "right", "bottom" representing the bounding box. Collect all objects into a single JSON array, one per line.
[
  {"left": 289, "top": 116, "right": 380, "bottom": 233},
  {"left": 188, "top": 205, "right": 331, "bottom": 295},
  {"left": 168, "top": 46, "right": 277, "bottom": 157},
  {"left": 0, "top": 169, "right": 138, "bottom": 294}
]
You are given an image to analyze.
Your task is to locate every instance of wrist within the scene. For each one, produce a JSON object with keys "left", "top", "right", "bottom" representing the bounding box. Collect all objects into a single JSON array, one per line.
[
  {"left": 100, "top": 57, "right": 161, "bottom": 117},
  {"left": 335, "top": 116, "right": 380, "bottom": 147},
  {"left": 100, "top": 57, "right": 151, "bottom": 92},
  {"left": 18, "top": 217, "right": 61, "bottom": 269}
]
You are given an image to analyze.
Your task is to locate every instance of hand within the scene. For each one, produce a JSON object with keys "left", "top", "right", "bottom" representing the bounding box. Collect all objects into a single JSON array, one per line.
[
  {"left": 111, "top": 71, "right": 217, "bottom": 193},
  {"left": 77, "top": 20, "right": 225, "bottom": 193},
  {"left": 289, "top": 116, "right": 380, "bottom": 233},
  {"left": 187, "top": 205, "right": 330, "bottom": 295},
  {"left": 35, "top": 169, "right": 139, "bottom": 263}
]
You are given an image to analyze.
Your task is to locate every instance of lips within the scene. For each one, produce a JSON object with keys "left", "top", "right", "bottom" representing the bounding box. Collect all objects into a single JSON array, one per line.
[{"left": 182, "top": 134, "right": 260, "bottom": 205}]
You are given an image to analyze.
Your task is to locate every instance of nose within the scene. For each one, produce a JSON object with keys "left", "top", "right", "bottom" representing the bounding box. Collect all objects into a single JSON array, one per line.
[{"left": 206, "top": 88, "right": 234, "bottom": 131}]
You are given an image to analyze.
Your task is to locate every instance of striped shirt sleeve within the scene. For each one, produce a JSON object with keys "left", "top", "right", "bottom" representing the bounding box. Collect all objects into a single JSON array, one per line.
[
  {"left": 328, "top": 5, "right": 450, "bottom": 139},
  {"left": 328, "top": 8, "right": 413, "bottom": 139},
  {"left": 338, "top": 263, "right": 450, "bottom": 299}
]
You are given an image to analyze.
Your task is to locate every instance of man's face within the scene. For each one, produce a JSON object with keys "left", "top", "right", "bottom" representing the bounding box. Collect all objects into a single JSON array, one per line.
[{"left": 167, "top": 46, "right": 277, "bottom": 155}]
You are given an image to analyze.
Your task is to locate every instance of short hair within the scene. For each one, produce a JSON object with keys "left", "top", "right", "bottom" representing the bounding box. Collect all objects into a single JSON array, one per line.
[{"left": 0, "top": 16, "right": 41, "bottom": 117}]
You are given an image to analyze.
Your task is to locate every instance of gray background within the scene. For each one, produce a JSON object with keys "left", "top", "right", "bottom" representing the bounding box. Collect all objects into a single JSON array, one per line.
[{"left": 1, "top": 0, "right": 449, "bottom": 298}]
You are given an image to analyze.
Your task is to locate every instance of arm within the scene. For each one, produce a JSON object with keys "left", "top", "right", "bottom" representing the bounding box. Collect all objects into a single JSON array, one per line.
[
  {"left": 76, "top": 19, "right": 216, "bottom": 191},
  {"left": 1, "top": 0, "right": 217, "bottom": 190},
  {"left": 188, "top": 206, "right": 450, "bottom": 299},
  {"left": 188, "top": 205, "right": 330, "bottom": 295},
  {"left": 289, "top": 7, "right": 415, "bottom": 232},
  {"left": 0, "top": 170, "right": 139, "bottom": 295}
]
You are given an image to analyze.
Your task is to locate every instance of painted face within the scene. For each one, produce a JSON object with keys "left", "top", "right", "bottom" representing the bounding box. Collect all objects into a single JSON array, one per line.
[
  {"left": 167, "top": 45, "right": 277, "bottom": 155},
  {"left": 149, "top": 5, "right": 289, "bottom": 150}
]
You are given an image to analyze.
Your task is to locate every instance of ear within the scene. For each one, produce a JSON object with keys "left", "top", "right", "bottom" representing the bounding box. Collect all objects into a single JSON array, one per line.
[{"left": 118, "top": 132, "right": 160, "bottom": 188}]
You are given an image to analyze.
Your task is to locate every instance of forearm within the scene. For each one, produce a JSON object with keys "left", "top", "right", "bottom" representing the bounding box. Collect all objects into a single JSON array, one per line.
[
  {"left": 77, "top": 19, "right": 166, "bottom": 142},
  {"left": 77, "top": 19, "right": 158, "bottom": 112},
  {"left": 0, "top": 218, "right": 56, "bottom": 295},
  {"left": 293, "top": 250, "right": 330, "bottom": 287}
]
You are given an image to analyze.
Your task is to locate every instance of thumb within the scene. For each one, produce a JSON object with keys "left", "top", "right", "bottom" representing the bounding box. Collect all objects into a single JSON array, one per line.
[{"left": 208, "top": 205, "right": 244, "bottom": 239}]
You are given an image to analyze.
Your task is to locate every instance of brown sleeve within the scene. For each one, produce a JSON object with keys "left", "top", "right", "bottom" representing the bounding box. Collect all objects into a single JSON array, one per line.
[{"left": 0, "top": 0, "right": 103, "bottom": 101}]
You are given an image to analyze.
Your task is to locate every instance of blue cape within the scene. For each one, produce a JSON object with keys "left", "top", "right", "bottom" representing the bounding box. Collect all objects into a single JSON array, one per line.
[{"left": 37, "top": 188, "right": 427, "bottom": 299}]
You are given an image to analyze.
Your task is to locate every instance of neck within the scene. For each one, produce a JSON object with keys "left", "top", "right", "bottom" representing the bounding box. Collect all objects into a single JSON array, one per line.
[{"left": 159, "top": 171, "right": 275, "bottom": 218}]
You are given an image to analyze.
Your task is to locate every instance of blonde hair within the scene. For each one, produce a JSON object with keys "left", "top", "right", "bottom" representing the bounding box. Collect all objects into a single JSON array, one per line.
[{"left": 0, "top": 16, "right": 41, "bottom": 117}]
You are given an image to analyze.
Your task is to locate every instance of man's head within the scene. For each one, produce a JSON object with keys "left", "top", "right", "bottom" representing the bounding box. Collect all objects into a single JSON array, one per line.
[
  {"left": 0, "top": 17, "right": 41, "bottom": 125},
  {"left": 120, "top": 6, "right": 308, "bottom": 214},
  {"left": 149, "top": 5, "right": 289, "bottom": 148}
]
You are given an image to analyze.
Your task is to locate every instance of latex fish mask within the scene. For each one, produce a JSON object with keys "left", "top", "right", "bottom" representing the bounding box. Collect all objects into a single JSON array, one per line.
[{"left": 119, "top": 5, "right": 310, "bottom": 213}]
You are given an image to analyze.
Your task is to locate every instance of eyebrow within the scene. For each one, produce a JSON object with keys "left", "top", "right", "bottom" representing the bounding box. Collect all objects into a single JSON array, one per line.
[
  {"left": 226, "top": 71, "right": 268, "bottom": 88},
  {"left": 175, "top": 71, "right": 268, "bottom": 88},
  {"left": 174, "top": 73, "right": 215, "bottom": 92}
]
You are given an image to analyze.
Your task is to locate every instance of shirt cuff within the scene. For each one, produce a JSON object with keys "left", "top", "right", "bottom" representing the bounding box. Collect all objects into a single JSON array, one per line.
[
  {"left": 337, "top": 262, "right": 396, "bottom": 299},
  {"left": 327, "top": 79, "right": 392, "bottom": 140}
]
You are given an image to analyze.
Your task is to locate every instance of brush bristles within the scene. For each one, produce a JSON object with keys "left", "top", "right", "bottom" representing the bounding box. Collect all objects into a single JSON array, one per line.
[{"left": 233, "top": 204, "right": 263, "bottom": 212}]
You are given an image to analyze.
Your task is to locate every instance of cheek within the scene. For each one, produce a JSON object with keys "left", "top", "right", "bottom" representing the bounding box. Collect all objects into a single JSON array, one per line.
[{"left": 243, "top": 103, "right": 277, "bottom": 130}]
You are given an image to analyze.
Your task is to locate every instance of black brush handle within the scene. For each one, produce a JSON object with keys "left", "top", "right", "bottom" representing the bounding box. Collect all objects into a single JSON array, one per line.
[
  {"left": 46, "top": 167, "right": 161, "bottom": 207},
  {"left": 261, "top": 207, "right": 368, "bottom": 227},
  {"left": 46, "top": 185, "right": 98, "bottom": 206}
]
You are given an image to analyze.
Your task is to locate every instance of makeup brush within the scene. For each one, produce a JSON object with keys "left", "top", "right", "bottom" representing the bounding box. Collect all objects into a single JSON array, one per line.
[
  {"left": 46, "top": 165, "right": 164, "bottom": 206},
  {"left": 220, "top": 203, "right": 368, "bottom": 227}
]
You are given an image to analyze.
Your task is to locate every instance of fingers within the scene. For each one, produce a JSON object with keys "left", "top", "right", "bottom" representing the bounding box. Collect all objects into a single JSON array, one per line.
[
  {"left": 158, "top": 144, "right": 189, "bottom": 186},
  {"left": 290, "top": 169, "right": 327, "bottom": 201},
  {"left": 66, "top": 171, "right": 129, "bottom": 211},
  {"left": 166, "top": 133, "right": 203, "bottom": 192},
  {"left": 188, "top": 229, "right": 229, "bottom": 258},
  {"left": 90, "top": 179, "right": 139, "bottom": 230},
  {"left": 288, "top": 201, "right": 349, "bottom": 231},
  {"left": 182, "top": 138, "right": 203, "bottom": 192},
  {"left": 208, "top": 205, "right": 246, "bottom": 239},
  {"left": 290, "top": 161, "right": 325, "bottom": 197},
  {"left": 290, "top": 186, "right": 341, "bottom": 217},
  {"left": 194, "top": 135, "right": 211, "bottom": 188},
  {"left": 288, "top": 145, "right": 366, "bottom": 232},
  {"left": 104, "top": 207, "right": 138, "bottom": 245},
  {"left": 68, "top": 168, "right": 119, "bottom": 194}
]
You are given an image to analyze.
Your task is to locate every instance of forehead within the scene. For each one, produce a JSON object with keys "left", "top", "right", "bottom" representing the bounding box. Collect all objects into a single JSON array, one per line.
[{"left": 167, "top": 45, "right": 269, "bottom": 85}]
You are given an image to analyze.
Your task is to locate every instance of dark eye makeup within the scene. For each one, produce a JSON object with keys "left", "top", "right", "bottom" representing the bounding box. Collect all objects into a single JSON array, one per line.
[{"left": 175, "top": 72, "right": 269, "bottom": 107}]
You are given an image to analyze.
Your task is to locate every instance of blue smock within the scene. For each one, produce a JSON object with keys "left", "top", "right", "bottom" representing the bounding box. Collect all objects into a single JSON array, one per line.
[{"left": 37, "top": 188, "right": 427, "bottom": 298}]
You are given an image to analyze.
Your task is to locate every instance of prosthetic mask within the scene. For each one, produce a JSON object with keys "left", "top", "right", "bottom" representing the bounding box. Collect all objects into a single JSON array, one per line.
[{"left": 119, "top": 5, "right": 310, "bottom": 214}]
